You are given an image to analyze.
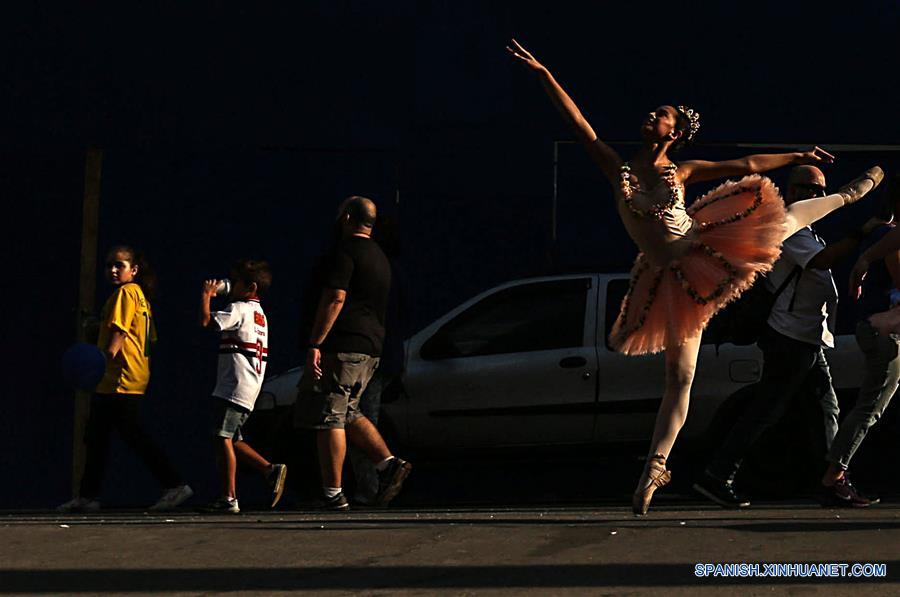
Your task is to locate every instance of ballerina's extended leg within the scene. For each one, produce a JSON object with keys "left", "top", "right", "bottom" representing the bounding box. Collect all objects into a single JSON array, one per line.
[{"left": 782, "top": 166, "right": 884, "bottom": 239}]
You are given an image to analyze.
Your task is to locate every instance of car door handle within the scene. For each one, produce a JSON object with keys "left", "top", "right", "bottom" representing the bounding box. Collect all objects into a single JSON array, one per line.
[{"left": 559, "top": 356, "right": 587, "bottom": 369}]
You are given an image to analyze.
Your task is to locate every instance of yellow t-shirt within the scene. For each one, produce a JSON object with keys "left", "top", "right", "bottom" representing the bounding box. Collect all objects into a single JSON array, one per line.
[{"left": 96, "top": 283, "right": 157, "bottom": 394}]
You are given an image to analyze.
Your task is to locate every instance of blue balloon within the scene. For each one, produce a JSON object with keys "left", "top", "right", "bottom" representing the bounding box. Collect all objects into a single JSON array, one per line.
[{"left": 61, "top": 343, "right": 107, "bottom": 391}]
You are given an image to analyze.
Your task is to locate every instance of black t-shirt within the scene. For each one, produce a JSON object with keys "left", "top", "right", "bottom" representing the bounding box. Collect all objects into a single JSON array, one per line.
[{"left": 322, "top": 236, "right": 391, "bottom": 356}]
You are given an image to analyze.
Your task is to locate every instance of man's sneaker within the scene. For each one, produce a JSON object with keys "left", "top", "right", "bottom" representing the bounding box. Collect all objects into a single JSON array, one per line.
[
  {"left": 818, "top": 476, "right": 880, "bottom": 508},
  {"left": 319, "top": 492, "right": 349, "bottom": 511},
  {"left": 149, "top": 484, "right": 194, "bottom": 512},
  {"left": 268, "top": 464, "right": 288, "bottom": 508},
  {"left": 376, "top": 457, "right": 412, "bottom": 507},
  {"left": 57, "top": 497, "right": 100, "bottom": 513},
  {"left": 201, "top": 497, "right": 240, "bottom": 514},
  {"left": 693, "top": 472, "right": 750, "bottom": 509}
]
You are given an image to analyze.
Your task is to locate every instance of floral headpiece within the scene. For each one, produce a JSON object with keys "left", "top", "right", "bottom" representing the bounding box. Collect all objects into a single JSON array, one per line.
[{"left": 676, "top": 105, "right": 701, "bottom": 141}]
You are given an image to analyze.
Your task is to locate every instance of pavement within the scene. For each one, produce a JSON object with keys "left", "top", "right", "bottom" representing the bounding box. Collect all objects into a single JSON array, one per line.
[{"left": 1, "top": 500, "right": 898, "bottom": 595}]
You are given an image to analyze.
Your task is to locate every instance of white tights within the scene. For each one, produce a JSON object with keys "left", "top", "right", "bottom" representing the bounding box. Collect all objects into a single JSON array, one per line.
[{"left": 782, "top": 192, "right": 850, "bottom": 241}]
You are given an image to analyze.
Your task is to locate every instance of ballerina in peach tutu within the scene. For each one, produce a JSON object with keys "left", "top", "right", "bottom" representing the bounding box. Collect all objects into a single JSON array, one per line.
[{"left": 507, "top": 39, "right": 884, "bottom": 514}]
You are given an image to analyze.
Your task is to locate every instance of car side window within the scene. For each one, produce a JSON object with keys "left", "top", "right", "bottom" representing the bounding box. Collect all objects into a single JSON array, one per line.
[{"left": 421, "top": 278, "right": 590, "bottom": 360}]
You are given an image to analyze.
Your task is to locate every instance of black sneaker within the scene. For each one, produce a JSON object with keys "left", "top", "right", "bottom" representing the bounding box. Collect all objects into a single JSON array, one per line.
[
  {"left": 201, "top": 497, "right": 240, "bottom": 514},
  {"left": 693, "top": 472, "right": 750, "bottom": 508},
  {"left": 376, "top": 457, "right": 412, "bottom": 507},
  {"left": 319, "top": 492, "right": 350, "bottom": 511},
  {"left": 818, "top": 476, "right": 880, "bottom": 508},
  {"left": 268, "top": 464, "right": 288, "bottom": 508}
]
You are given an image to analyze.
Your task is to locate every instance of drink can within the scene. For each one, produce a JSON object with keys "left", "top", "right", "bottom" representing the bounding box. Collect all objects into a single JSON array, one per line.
[{"left": 215, "top": 279, "right": 232, "bottom": 297}]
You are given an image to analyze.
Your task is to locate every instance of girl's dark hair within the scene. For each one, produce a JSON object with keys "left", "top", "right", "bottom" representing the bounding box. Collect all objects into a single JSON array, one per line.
[{"left": 108, "top": 245, "right": 157, "bottom": 299}]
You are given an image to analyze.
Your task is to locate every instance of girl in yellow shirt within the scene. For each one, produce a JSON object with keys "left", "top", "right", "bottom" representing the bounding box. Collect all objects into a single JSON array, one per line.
[{"left": 59, "top": 246, "right": 192, "bottom": 512}]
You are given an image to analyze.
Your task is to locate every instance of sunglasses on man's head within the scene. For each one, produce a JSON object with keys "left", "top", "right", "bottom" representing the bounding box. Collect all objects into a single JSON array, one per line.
[{"left": 794, "top": 183, "right": 826, "bottom": 197}]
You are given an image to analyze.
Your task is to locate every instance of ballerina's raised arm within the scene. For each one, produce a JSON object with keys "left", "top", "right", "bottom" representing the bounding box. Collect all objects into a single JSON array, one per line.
[
  {"left": 507, "top": 40, "right": 837, "bottom": 191},
  {"left": 506, "top": 39, "right": 622, "bottom": 185}
]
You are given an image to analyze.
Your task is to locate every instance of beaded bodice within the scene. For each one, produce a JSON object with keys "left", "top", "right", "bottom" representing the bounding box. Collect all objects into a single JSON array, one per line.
[
  {"left": 617, "top": 162, "right": 695, "bottom": 265},
  {"left": 620, "top": 163, "right": 683, "bottom": 219}
]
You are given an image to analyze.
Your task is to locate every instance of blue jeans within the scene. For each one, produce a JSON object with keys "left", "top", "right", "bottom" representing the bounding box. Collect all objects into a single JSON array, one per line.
[
  {"left": 708, "top": 325, "right": 840, "bottom": 483},
  {"left": 827, "top": 319, "right": 900, "bottom": 470}
]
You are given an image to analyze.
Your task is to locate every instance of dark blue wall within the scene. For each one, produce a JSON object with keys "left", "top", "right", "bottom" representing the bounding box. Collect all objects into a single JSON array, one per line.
[{"left": 3, "top": 1, "right": 899, "bottom": 508}]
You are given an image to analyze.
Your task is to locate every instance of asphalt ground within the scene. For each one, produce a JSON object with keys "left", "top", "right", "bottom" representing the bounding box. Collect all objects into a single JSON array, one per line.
[{"left": 2, "top": 501, "right": 898, "bottom": 596}]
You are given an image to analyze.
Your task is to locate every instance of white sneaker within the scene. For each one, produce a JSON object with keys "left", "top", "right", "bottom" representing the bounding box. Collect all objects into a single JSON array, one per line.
[
  {"left": 149, "top": 484, "right": 194, "bottom": 511},
  {"left": 57, "top": 497, "right": 100, "bottom": 513}
]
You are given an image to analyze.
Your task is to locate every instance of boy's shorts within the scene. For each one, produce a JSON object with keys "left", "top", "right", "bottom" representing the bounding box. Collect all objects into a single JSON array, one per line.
[
  {"left": 293, "top": 352, "right": 379, "bottom": 430},
  {"left": 210, "top": 397, "right": 251, "bottom": 441}
]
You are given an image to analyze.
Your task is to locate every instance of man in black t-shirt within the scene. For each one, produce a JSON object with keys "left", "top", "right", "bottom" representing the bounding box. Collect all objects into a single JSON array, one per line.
[{"left": 294, "top": 196, "right": 411, "bottom": 510}]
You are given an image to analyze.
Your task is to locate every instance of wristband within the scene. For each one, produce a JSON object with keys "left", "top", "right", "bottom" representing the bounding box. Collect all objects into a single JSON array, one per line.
[{"left": 308, "top": 343, "right": 322, "bottom": 350}]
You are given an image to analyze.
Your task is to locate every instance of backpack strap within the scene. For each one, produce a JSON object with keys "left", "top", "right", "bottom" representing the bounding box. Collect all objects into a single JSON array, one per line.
[
  {"left": 777, "top": 266, "right": 803, "bottom": 312},
  {"left": 772, "top": 265, "right": 801, "bottom": 298}
]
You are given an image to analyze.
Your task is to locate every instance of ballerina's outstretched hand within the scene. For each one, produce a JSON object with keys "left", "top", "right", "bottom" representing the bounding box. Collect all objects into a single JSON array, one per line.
[
  {"left": 505, "top": 38, "right": 622, "bottom": 183},
  {"left": 796, "top": 146, "right": 836, "bottom": 165},
  {"left": 506, "top": 39, "right": 545, "bottom": 72}
]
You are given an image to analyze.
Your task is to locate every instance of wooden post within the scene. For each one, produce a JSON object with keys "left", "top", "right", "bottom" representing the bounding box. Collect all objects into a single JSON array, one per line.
[{"left": 72, "top": 148, "right": 102, "bottom": 496}]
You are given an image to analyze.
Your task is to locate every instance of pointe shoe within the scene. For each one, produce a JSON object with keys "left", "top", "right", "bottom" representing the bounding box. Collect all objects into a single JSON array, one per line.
[
  {"left": 632, "top": 454, "right": 672, "bottom": 516},
  {"left": 837, "top": 166, "right": 884, "bottom": 205}
]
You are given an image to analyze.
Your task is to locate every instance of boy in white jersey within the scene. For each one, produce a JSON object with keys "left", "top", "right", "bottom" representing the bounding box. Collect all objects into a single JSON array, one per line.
[{"left": 200, "top": 259, "right": 286, "bottom": 514}]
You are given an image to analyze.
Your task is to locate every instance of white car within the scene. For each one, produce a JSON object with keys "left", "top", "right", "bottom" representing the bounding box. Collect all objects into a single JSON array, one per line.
[{"left": 258, "top": 273, "right": 864, "bottom": 453}]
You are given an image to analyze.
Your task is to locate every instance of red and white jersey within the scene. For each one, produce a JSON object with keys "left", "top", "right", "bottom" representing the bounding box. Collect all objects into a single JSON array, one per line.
[{"left": 211, "top": 299, "right": 268, "bottom": 411}]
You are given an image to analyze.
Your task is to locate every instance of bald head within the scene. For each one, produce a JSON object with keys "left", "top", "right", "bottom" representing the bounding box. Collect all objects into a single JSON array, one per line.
[
  {"left": 337, "top": 195, "right": 377, "bottom": 231},
  {"left": 789, "top": 165, "right": 826, "bottom": 187},
  {"left": 786, "top": 166, "right": 827, "bottom": 204}
]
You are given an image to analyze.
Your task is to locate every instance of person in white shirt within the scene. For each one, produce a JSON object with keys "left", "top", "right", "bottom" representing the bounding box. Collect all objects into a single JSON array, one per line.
[
  {"left": 200, "top": 259, "right": 286, "bottom": 514},
  {"left": 696, "top": 166, "right": 886, "bottom": 508}
]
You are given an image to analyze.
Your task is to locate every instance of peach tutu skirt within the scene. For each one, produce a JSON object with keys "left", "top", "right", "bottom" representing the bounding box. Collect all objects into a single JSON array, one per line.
[{"left": 610, "top": 175, "right": 787, "bottom": 355}]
